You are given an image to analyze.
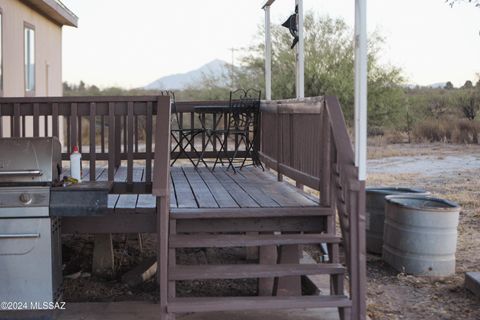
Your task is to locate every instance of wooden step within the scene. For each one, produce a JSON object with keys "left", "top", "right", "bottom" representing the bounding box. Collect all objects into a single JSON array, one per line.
[
  {"left": 167, "top": 295, "right": 351, "bottom": 313},
  {"left": 170, "top": 206, "right": 334, "bottom": 219},
  {"left": 170, "top": 263, "right": 345, "bottom": 280},
  {"left": 169, "top": 234, "right": 341, "bottom": 248}
]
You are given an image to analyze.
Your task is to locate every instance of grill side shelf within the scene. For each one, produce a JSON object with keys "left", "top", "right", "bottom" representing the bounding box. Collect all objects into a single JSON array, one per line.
[{"left": 50, "top": 182, "right": 112, "bottom": 216}]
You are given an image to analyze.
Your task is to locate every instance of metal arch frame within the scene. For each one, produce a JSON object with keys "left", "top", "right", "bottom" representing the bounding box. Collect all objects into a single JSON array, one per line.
[{"left": 262, "top": 0, "right": 367, "bottom": 182}]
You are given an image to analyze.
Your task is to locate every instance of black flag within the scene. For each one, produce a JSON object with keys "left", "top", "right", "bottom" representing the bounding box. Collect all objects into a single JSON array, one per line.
[{"left": 282, "top": 5, "right": 299, "bottom": 49}]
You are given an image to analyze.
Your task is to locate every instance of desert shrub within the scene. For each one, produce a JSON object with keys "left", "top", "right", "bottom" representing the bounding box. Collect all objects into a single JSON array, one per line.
[
  {"left": 452, "top": 119, "right": 480, "bottom": 143},
  {"left": 413, "top": 118, "right": 480, "bottom": 143},
  {"left": 384, "top": 130, "right": 408, "bottom": 144},
  {"left": 414, "top": 120, "right": 445, "bottom": 142},
  {"left": 368, "top": 126, "right": 384, "bottom": 137}
]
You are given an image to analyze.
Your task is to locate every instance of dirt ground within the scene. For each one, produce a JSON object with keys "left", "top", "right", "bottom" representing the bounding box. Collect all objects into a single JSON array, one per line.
[
  {"left": 61, "top": 143, "right": 480, "bottom": 319},
  {"left": 366, "top": 143, "right": 480, "bottom": 320}
]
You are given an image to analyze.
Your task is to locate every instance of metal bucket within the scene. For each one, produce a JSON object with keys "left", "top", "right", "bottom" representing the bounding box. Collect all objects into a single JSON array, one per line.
[
  {"left": 366, "top": 187, "right": 428, "bottom": 254},
  {"left": 383, "top": 195, "right": 461, "bottom": 276}
]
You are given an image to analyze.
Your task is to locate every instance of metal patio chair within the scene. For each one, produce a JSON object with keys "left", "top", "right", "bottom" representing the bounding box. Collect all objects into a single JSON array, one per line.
[
  {"left": 165, "top": 91, "right": 206, "bottom": 167},
  {"left": 212, "top": 88, "right": 263, "bottom": 172}
]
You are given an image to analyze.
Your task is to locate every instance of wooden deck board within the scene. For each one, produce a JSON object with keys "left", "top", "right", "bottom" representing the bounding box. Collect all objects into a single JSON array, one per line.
[
  {"left": 224, "top": 169, "right": 280, "bottom": 207},
  {"left": 211, "top": 169, "right": 259, "bottom": 208},
  {"left": 197, "top": 167, "right": 238, "bottom": 208},
  {"left": 63, "top": 165, "right": 321, "bottom": 213},
  {"left": 241, "top": 167, "right": 319, "bottom": 207},
  {"left": 171, "top": 167, "right": 198, "bottom": 208},
  {"left": 182, "top": 167, "right": 218, "bottom": 208}
]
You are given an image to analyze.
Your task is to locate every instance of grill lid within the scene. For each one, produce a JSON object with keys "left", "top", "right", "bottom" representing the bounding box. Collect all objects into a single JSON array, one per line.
[{"left": 0, "top": 137, "right": 62, "bottom": 185}]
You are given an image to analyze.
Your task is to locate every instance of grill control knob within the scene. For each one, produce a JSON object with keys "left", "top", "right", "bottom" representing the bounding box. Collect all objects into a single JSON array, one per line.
[{"left": 19, "top": 193, "right": 32, "bottom": 204}]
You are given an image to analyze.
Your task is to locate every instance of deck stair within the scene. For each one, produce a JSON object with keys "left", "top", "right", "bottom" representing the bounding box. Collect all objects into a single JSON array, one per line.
[{"left": 164, "top": 195, "right": 350, "bottom": 320}]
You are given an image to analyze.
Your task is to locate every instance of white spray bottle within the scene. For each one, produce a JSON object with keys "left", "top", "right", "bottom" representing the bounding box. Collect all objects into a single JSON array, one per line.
[{"left": 70, "top": 146, "right": 82, "bottom": 182}]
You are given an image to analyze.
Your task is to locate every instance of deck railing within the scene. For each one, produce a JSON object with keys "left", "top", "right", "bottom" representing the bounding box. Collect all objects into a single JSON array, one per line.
[
  {"left": 259, "top": 96, "right": 366, "bottom": 320},
  {"left": 0, "top": 96, "right": 171, "bottom": 194}
]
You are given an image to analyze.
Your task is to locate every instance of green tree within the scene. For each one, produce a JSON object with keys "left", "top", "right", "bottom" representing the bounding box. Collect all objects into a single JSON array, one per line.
[
  {"left": 233, "top": 13, "right": 406, "bottom": 128},
  {"left": 444, "top": 81, "right": 454, "bottom": 90},
  {"left": 463, "top": 80, "right": 473, "bottom": 89},
  {"left": 456, "top": 90, "right": 479, "bottom": 120}
]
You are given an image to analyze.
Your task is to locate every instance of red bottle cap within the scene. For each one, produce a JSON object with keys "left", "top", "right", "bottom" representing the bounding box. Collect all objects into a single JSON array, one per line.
[{"left": 73, "top": 146, "right": 79, "bottom": 153}]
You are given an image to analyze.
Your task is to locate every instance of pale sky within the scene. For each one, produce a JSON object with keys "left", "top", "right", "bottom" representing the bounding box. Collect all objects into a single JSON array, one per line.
[{"left": 61, "top": 0, "right": 480, "bottom": 89}]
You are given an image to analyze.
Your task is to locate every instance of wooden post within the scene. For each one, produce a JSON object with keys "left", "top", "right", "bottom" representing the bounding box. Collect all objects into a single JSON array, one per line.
[
  {"left": 275, "top": 245, "right": 302, "bottom": 296},
  {"left": 114, "top": 114, "right": 122, "bottom": 168},
  {"left": 153, "top": 96, "right": 172, "bottom": 320},
  {"left": 258, "top": 243, "right": 277, "bottom": 296},
  {"left": 92, "top": 234, "right": 114, "bottom": 275},
  {"left": 246, "top": 232, "right": 259, "bottom": 260}
]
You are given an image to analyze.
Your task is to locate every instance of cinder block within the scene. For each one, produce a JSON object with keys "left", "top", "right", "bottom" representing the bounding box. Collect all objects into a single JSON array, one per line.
[{"left": 465, "top": 272, "right": 480, "bottom": 297}]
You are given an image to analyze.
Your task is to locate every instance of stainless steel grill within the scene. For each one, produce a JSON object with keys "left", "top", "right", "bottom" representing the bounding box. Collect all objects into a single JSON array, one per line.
[{"left": 0, "top": 137, "right": 63, "bottom": 307}]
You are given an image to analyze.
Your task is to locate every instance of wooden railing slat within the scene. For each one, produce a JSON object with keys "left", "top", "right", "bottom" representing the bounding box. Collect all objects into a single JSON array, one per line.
[
  {"left": 101, "top": 115, "right": 105, "bottom": 153},
  {"left": 114, "top": 114, "right": 122, "bottom": 168},
  {"left": 44, "top": 114, "right": 48, "bottom": 137},
  {"left": 123, "top": 115, "right": 127, "bottom": 158},
  {"left": 0, "top": 104, "right": 3, "bottom": 138},
  {"left": 52, "top": 103, "right": 59, "bottom": 138},
  {"left": 108, "top": 102, "right": 116, "bottom": 181},
  {"left": 21, "top": 115, "right": 26, "bottom": 137},
  {"left": 127, "top": 102, "right": 134, "bottom": 185},
  {"left": 13, "top": 103, "right": 20, "bottom": 137},
  {"left": 78, "top": 114, "right": 82, "bottom": 152},
  {"left": 134, "top": 115, "right": 139, "bottom": 153},
  {"left": 89, "top": 102, "right": 97, "bottom": 180},
  {"left": 145, "top": 102, "right": 153, "bottom": 184},
  {"left": 33, "top": 103, "right": 40, "bottom": 137},
  {"left": 190, "top": 112, "right": 194, "bottom": 152},
  {"left": 70, "top": 103, "right": 78, "bottom": 150}
]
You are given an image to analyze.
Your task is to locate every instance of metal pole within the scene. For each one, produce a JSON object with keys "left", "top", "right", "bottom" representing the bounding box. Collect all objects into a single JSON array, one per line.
[
  {"left": 229, "top": 47, "right": 237, "bottom": 89},
  {"left": 264, "top": 5, "right": 272, "bottom": 100},
  {"left": 295, "top": 0, "right": 304, "bottom": 99},
  {"left": 354, "top": 0, "right": 367, "bottom": 180}
]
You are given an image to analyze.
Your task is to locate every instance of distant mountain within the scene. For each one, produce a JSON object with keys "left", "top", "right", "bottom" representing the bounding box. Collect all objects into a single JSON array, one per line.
[
  {"left": 144, "top": 59, "right": 230, "bottom": 90},
  {"left": 428, "top": 82, "right": 447, "bottom": 89},
  {"left": 404, "top": 82, "right": 447, "bottom": 89}
]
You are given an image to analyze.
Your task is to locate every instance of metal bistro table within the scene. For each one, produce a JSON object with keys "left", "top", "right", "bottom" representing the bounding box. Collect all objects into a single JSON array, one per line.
[
  {"left": 193, "top": 105, "right": 230, "bottom": 168},
  {"left": 193, "top": 104, "right": 262, "bottom": 171}
]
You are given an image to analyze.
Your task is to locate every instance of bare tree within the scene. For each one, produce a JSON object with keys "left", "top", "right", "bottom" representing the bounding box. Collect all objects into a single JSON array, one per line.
[{"left": 445, "top": 0, "right": 480, "bottom": 7}]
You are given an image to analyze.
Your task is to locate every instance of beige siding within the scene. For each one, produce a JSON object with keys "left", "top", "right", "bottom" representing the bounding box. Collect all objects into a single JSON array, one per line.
[{"left": 0, "top": 0, "right": 64, "bottom": 137}]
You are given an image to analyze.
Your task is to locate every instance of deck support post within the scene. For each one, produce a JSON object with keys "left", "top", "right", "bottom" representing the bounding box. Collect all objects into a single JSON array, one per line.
[
  {"left": 92, "top": 234, "right": 114, "bottom": 275},
  {"left": 274, "top": 244, "right": 302, "bottom": 296},
  {"left": 246, "top": 232, "right": 260, "bottom": 260},
  {"left": 258, "top": 238, "right": 277, "bottom": 296},
  {"left": 157, "top": 197, "right": 170, "bottom": 320}
]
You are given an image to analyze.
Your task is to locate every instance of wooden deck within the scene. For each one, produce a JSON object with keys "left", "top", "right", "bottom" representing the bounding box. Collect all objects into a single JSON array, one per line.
[
  {"left": 63, "top": 165, "right": 320, "bottom": 214},
  {"left": 0, "top": 96, "right": 365, "bottom": 319}
]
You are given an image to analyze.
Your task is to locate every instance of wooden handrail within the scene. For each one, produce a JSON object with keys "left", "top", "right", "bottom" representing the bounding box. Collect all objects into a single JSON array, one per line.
[
  {"left": 259, "top": 96, "right": 366, "bottom": 320},
  {"left": 324, "top": 96, "right": 355, "bottom": 168},
  {"left": 324, "top": 96, "right": 366, "bottom": 320}
]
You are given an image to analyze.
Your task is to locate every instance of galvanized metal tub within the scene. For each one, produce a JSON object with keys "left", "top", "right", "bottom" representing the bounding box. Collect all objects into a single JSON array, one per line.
[
  {"left": 383, "top": 195, "right": 461, "bottom": 276},
  {"left": 366, "top": 187, "right": 428, "bottom": 254}
]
